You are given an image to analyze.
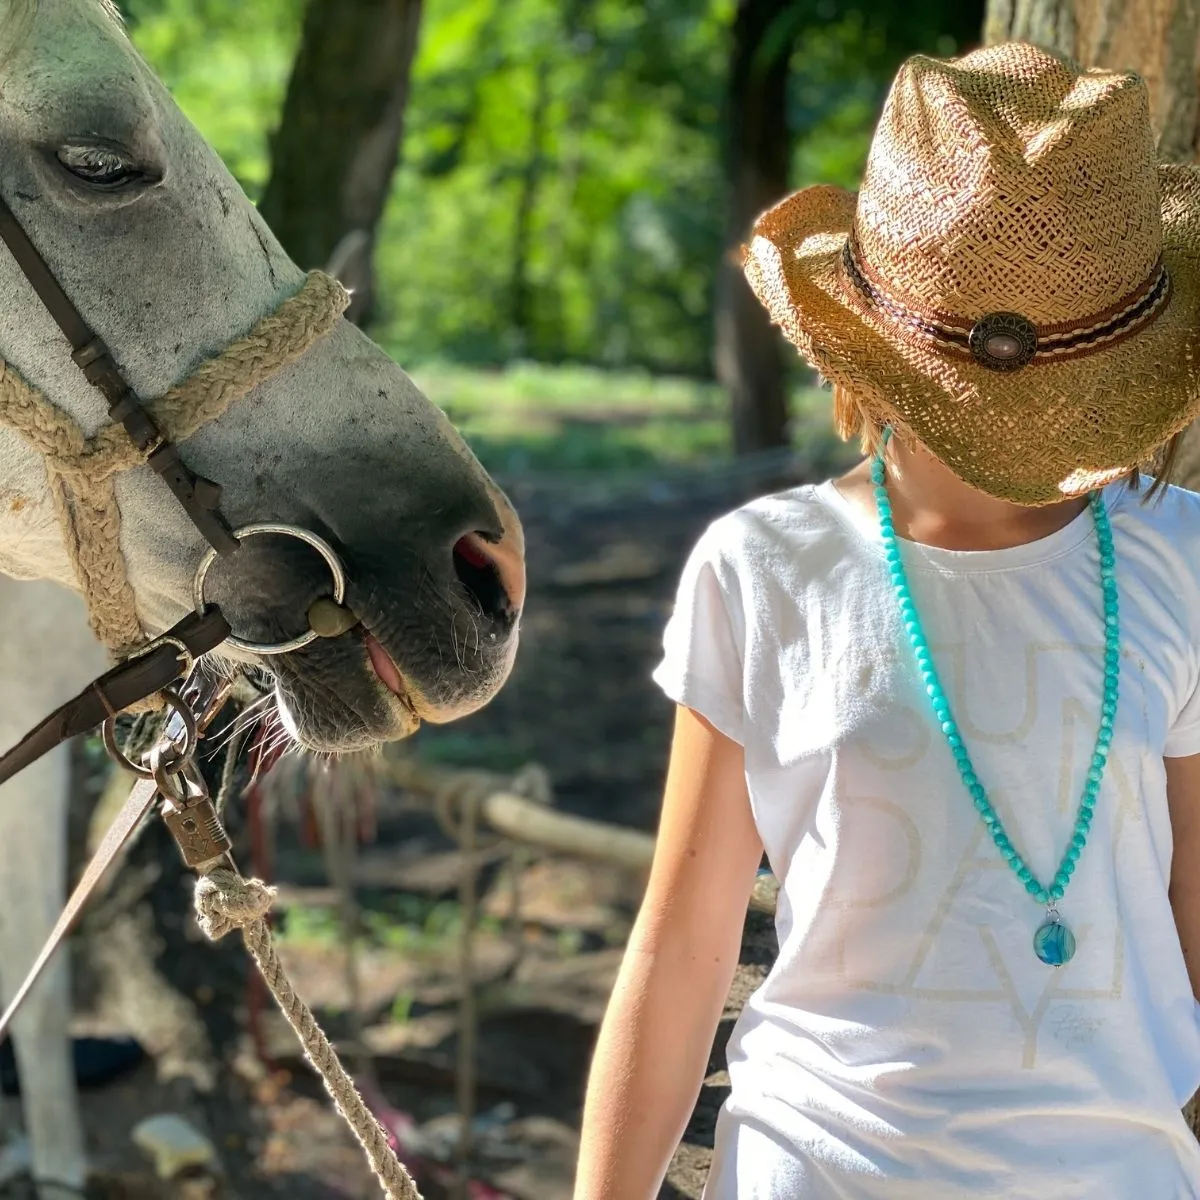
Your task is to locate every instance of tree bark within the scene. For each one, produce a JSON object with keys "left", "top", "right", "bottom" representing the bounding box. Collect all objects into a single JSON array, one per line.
[
  {"left": 982, "top": 0, "right": 1077, "bottom": 61},
  {"left": 715, "top": 0, "right": 795, "bottom": 457},
  {"left": 259, "top": 0, "right": 424, "bottom": 326}
]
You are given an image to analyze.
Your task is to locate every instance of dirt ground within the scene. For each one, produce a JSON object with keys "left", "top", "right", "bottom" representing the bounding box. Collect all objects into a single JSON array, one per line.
[{"left": 0, "top": 445, "right": 848, "bottom": 1200}]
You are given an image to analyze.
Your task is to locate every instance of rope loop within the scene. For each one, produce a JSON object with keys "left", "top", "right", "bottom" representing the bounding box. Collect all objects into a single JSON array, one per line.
[{"left": 432, "top": 762, "right": 553, "bottom": 849}]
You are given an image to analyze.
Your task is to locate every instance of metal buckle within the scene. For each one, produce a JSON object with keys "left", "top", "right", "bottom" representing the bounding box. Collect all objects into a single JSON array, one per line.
[
  {"left": 120, "top": 632, "right": 196, "bottom": 681},
  {"left": 192, "top": 522, "right": 347, "bottom": 656}
]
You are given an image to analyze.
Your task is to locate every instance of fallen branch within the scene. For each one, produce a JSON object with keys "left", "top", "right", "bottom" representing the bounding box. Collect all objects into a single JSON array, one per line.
[{"left": 385, "top": 757, "right": 779, "bottom": 916}]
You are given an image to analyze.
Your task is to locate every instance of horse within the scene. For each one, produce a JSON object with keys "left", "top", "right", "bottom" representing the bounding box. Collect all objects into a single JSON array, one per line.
[{"left": 0, "top": 1, "right": 526, "bottom": 1194}]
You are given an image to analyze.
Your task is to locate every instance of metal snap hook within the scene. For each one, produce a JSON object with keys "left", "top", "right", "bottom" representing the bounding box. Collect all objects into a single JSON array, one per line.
[
  {"left": 192, "top": 522, "right": 347, "bottom": 656},
  {"left": 101, "top": 686, "right": 198, "bottom": 779}
]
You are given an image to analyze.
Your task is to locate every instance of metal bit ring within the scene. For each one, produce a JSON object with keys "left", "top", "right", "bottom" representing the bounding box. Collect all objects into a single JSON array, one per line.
[{"left": 192, "top": 523, "right": 347, "bottom": 657}]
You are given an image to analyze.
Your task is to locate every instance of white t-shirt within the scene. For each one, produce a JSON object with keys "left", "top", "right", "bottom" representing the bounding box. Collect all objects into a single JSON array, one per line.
[{"left": 652, "top": 478, "right": 1200, "bottom": 1200}]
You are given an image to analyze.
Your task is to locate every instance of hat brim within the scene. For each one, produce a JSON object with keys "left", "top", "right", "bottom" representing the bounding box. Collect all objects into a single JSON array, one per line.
[{"left": 743, "top": 164, "right": 1200, "bottom": 504}]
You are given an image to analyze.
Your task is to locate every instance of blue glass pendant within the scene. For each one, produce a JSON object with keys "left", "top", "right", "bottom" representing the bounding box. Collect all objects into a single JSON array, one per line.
[{"left": 1033, "top": 916, "right": 1076, "bottom": 966}]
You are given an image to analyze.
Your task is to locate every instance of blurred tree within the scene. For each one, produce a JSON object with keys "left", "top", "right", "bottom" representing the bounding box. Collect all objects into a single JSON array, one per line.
[
  {"left": 723, "top": 0, "right": 984, "bottom": 455},
  {"left": 129, "top": 0, "right": 979, "bottom": 386},
  {"left": 980, "top": 1, "right": 1200, "bottom": 492},
  {"left": 258, "top": 0, "right": 424, "bottom": 324},
  {"left": 376, "top": 0, "right": 731, "bottom": 370},
  {"left": 716, "top": 0, "right": 797, "bottom": 455}
]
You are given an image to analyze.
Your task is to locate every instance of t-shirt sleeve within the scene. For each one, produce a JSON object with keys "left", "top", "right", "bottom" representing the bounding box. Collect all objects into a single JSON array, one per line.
[
  {"left": 651, "top": 524, "right": 746, "bottom": 745},
  {"left": 1165, "top": 661, "right": 1200, "bottom": 758}
]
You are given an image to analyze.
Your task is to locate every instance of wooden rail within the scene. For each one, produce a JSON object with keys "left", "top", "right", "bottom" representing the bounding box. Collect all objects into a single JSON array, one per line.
[{"left": 385, "top": 757, "right": 780, "bottom": 916}]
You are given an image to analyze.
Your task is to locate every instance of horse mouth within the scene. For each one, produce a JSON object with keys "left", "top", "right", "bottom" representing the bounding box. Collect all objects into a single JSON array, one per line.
[
  {"left": 264, "top": 623, "right": 422, "bottom": 752},
  {"left": 265, "top": 533, "right": 520, "bottom": 752},
  {"left": 362, "top": 628, "right": 415, "bottom": 711}
]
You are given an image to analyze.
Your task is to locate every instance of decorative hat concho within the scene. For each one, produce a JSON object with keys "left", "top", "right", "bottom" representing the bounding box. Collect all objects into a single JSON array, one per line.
[{"left": 839, "top": 232, "right": 1173, "bottom": 372}]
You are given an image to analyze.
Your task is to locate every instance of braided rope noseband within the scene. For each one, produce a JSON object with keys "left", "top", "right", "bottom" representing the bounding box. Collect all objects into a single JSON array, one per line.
[
  {"left": 0, "top": 271, "right": 349, "bottom": 655},
  {"left": 841, "top": 235, "right": 1172, "bottom": 372}
]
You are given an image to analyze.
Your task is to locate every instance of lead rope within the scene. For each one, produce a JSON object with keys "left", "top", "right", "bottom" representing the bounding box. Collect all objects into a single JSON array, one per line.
[
  {"left": 193, "top": 868, "right": 422, "bottom": 1200},
  {"left": 0, "top": 270, "right": 349, "bottom": 655}
]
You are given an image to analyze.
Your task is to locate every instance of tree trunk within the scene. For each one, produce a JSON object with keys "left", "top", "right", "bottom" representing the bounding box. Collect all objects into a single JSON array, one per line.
[
  {"left": 715, "top": 0, "right": 795, "bottom": 457},
  {"left": 259, "top": 0, "right": 424, "bottom": 326},
  {"left": 509, "top": 56, "right": 553, "bottom": 358}
]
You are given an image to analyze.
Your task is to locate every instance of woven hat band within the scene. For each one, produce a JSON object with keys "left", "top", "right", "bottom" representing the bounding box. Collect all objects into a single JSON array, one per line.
[{"left": 841, "top": 234, "right": 1172, "bottom": 372}]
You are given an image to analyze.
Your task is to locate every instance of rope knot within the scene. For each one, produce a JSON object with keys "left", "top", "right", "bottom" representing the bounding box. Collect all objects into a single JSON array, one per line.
[{"left": 194, "top": 866, "right": 275, "bottom": 941}]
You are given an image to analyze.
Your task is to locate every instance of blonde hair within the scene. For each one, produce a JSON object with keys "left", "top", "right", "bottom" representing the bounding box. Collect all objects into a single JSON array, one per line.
[
  {"left": 831, "top": 382, "right": 1182, "bottom": 501},
  {"left": 832, "top": 383, "right": 885, "bottom": 461}
]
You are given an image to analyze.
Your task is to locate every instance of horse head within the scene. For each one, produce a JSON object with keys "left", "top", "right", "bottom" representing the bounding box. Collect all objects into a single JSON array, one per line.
[{"left": 0, "top": 0, "right": 526, "bottom": 752}]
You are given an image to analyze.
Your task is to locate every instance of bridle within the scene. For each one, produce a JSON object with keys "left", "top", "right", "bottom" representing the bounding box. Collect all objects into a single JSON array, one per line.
[
  {"left": 0, "top": 190, "right": 352, "bottom": 786},
  {"left": 0, "top": 190, "right": 461, "bottom": 1200},
  {"left": 0, "top": 190, "right": 357, "bottom": 1037}
]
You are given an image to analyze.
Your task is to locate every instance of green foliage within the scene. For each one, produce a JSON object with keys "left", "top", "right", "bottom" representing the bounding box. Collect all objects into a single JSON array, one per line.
[
  {"left": 122, "top": 0, "right": 304, "bottom": 197},
  {"left": 275, "top": 900, "right": 342, "bottom": 946},
  {"left": 125, "top": 0, "right": 979, "bottom": 378},
  {"left": 375, "top": 0, "right": 729, "bottom": 372},
  {"left": 409, "top": 361, "right": 849, "bottom": 476},
  {"left": 390, "top": 989, "right": 416, "bottom": 1025},
  {"left": 277, "top": 894, "right": 503, "bottom": 956}
]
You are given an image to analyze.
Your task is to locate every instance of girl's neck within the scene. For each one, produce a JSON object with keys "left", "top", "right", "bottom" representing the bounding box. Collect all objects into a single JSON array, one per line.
[{"left": 833, "top": 437, "right": 1090, "bottom": 552}]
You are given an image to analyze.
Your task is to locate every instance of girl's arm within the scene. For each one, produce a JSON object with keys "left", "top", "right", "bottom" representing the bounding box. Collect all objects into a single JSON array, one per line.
[
  {"left": 573, "top": 704, "right": 764, "bottom": 1200},
  {"left": 1166, "top": 752, "right": 1200, "bottom": 999}
]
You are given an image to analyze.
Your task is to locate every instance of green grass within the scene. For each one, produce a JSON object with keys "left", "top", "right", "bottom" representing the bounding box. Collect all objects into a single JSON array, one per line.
[
  {"left": 277, "top": 894, "right": 504, "bottom": 958},
  {"left": 403, "top": 360, "right": 848, "bottom": 477}
]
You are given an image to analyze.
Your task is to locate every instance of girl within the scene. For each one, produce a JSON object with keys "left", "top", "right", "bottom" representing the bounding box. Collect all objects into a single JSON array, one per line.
[{"left": 574, "top": 43, "right": 1200, "bottom": 1199}]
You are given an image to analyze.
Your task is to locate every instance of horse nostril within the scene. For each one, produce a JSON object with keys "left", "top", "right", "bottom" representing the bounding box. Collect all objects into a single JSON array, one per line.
[
  {"left": 454, "top": 535, "right": 491, "bottom": 571},
  {"left": 453, "top": 534, "right": 517, "bottom": 625}
]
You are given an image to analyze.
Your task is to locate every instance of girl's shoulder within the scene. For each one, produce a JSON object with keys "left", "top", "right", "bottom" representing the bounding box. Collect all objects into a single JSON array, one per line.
[
  {"left": 702, "top": 477, "right": 848, "bottom": 541},
  {"left": 689, "top": 480, "right": 864, "bottom": 590},
  {"left": 1117, "top": 477, "right": 1200, "bottom": 520},
  {"left": 1109, "top": 478, "right": 1200, "bottom": 557}
]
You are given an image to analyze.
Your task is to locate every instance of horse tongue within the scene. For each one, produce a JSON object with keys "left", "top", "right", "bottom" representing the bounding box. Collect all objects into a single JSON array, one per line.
[{"left": 364, "top": 632, "right": 405, "bottom": 695}]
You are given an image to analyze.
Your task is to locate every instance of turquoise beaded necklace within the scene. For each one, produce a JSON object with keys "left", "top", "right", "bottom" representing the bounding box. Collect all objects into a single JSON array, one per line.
[{"left": 870, "top": 438, "right": 1119, "bottom": 966}]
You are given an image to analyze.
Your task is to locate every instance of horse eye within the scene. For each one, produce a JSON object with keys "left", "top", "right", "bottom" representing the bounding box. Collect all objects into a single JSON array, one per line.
[{"left": 56, "top": 145, "right": 142, "bottom": 189}]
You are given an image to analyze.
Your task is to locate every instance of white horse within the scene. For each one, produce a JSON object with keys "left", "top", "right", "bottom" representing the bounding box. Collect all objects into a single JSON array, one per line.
[{"left": 0, "top": 1, "right": 526, "bottom": 1195}]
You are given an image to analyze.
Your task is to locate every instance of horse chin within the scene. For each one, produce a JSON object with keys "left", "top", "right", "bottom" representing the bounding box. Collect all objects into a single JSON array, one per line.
[
  {"left": 273, "top": 683, "right": 419, "bottom": 753},
  {"left": 263, "top": 618, "right": 518, "bottom": 753},
  {"left": 270, "top": 644, "right": 421, "bottom": 754}
]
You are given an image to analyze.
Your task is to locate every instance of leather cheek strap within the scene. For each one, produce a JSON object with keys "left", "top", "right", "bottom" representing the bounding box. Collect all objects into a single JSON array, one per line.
[{"left": 0, "top": 606, "right": 231, "bottom": 787}]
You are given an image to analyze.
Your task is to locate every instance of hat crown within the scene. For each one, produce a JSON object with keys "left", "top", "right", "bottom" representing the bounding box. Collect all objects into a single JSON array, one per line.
[{"left": 855, "top": 43, "right": 1162, "bottom": 326}]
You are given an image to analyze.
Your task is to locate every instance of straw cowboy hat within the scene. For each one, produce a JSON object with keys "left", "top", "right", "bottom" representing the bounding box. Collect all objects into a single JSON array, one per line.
[{"left": 743, "top": 41, "right": 1200, "bottom": 505}]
